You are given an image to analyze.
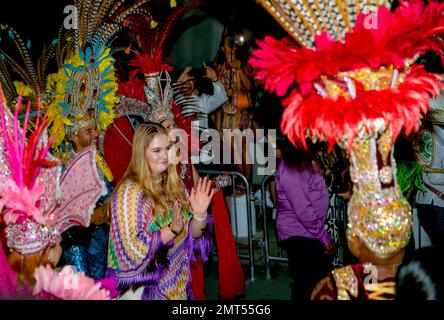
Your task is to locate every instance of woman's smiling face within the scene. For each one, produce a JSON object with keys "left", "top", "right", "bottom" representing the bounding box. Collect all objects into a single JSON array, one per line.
[{"left": 145, "top": 133, "right": 172, "bottom": 176}]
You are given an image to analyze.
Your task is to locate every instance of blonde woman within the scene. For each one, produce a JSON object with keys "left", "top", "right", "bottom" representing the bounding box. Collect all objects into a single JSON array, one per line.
[{"left": 106, "top": 123, "right": 215, "bottom": 300}]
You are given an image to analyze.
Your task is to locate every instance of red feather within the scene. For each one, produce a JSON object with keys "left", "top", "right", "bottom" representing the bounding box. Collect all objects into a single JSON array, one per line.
[
  {"left": 128, "top": 51, "right": 172, "bottom": 75},
  {"left": 249, "top": 1, "right": 444, "bottom": 98},
  {"left": 117, "top": 76, "right": 146, "bottom": 102},
  {"left": 281, "top": 66, "right": 443, "bottom": 150},
  {"left": 250, "top": 0, "right": 444, "bottom": 149}
]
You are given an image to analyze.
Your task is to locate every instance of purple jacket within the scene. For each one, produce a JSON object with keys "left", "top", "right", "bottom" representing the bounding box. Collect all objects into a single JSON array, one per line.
[{"left": 275, "top": 160, "right": 331, "bottom": 246}]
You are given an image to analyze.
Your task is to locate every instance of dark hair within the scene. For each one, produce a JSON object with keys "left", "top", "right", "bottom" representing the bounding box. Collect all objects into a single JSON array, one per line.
[
  {"left": 278, "top": 138, "right": 313, "bottom": 169},
  {"left": 396, "top": 246, "right": 444, "bottom": 300},
  {"left": 188, "top": 67, "right": 214, "bottom": 96}
]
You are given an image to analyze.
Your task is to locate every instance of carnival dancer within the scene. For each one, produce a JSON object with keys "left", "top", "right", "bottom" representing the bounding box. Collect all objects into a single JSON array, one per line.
[
  {"left": 0, "top": 92, "right": 116, "bottom": 300},
  {"left": 45, "top": 0, "right": 147, "bottom": 279},
  {"left": 250, "top": 0, "right": 444, "bottom": 300}
]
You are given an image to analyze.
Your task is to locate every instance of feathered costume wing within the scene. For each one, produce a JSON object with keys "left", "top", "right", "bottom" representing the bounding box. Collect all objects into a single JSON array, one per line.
[{"left": 46, "top": 146, "right": 107, "bottom": 231}]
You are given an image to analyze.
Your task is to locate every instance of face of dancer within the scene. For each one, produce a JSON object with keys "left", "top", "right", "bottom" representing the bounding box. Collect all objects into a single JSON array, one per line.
[
  {"left": 145, "top": 133, "right": 172, "bottom": 177},
  {"left": 161, "top": 119, "right": 177, "bottom": 134},
  {"left": 72, "top": 124, "right": 98, "bottom": 152},
  {"left": 48, "top": 239, "right": 63, "bottom": 268}
]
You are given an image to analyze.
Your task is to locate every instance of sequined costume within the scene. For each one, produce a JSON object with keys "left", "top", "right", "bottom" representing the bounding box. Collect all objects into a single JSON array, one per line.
[
  {"left": 60, "top": 148, "right": 114, "bottom": 279},
  {"left": 311, "top": 263, "right": 396, "bottom": 300},
  {"left": 106, "top": 180, "right": 212, "bottom": 300},
  {"left": 0, "top": 0, "right": 149, "bottom": 299}
]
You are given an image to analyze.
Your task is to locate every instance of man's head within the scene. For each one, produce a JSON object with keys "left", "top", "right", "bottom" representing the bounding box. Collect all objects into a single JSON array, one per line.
[
  {"left": 346, "top": 229, "right": 405, "bottom": 265},
  {"left": 179, "top": 67, "right": 214, "bottom": 97},
  {"left": 396, "top": 246, "right": 444, "bottom": 300},
  {"left": 70, "top": 124, "right": 98, "bottom": 153}
]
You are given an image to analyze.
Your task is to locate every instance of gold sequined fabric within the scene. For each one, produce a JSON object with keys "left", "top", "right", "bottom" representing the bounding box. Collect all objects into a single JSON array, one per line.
[
  {"left": 315, "top": 66, "right": 407, "bottom": 100},
  {"left": 347, "top": 127, "right": 412, "bottom": 257},
  {"left": 365, "top": 281, "right": 396, "bottom": 300},
  {"left": 332, "top": 266, "right": 359, "bottom": 300}
]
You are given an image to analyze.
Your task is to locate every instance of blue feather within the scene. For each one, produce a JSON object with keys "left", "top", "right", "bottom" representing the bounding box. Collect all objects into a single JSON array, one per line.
[
  {"left": 65, "top": 64, "right": 82, "bottom": 73},
  {"left": 85, "top": 47, "right": 92, "bottom": 63},
  {"left": 8, "top": 30, "right": 14, "bottom": 39},
  {"left": 27, "top": 40, "right": 31, "bottom": 49},
  {"left": 79, "top": 47, "right": 84, "bottom": 62},
  {"left": 97, "top": 102, "right": 110, "bottom": 113},
  {"left": 59, "top": 102, "right": 70, "bottom": 116},
  {"left": 100, "top": 63, "right": 113, "bottom": 76},
  {"left": 98, "top": 88, "right": 112, "bottom": 99},
  {"left": 64, "top": 68, "right": 71, "bottom": 78}
]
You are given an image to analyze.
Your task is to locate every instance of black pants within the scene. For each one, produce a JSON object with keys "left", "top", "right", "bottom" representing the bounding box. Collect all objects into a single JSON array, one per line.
[
  {"left": 280, "top": 236, "right": 333, "bottom": 301},
  {"left": 417, "top": 203, "right": 444, "bottom": 247}
]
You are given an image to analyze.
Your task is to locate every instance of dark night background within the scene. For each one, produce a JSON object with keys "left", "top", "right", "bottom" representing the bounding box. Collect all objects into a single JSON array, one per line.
[
  {"left": 0, "top": 0, "right": 286, "bottom": 130},
  {"left": 0, "top": 0, "right": 286, "bottom": 59}
]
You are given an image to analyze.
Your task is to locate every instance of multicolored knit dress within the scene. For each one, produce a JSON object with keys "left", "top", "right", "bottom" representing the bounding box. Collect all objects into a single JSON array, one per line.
[{"left": 106, "top": 180, "right": 212, "bottom": 300}]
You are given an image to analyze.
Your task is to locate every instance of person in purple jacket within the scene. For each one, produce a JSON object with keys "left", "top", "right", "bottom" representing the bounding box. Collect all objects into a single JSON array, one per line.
[{"left": 275, "top": 139, "right": 336, "bottom": 300}]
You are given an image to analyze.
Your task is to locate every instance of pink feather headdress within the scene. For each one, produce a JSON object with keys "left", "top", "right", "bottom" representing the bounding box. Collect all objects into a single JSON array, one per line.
[{"left": 0, "top": 87, "right": 107, "bottom": 255}]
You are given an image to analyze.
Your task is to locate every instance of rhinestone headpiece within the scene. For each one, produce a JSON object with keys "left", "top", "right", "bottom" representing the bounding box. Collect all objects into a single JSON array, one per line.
[{"left": 144, "top": 71, "right": 174, "bottom": 124}]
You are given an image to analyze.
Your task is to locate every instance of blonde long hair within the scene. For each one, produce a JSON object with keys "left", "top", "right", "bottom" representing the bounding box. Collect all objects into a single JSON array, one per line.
[{"left": 115, "top": 123, "right": 189, "bottom": 219}]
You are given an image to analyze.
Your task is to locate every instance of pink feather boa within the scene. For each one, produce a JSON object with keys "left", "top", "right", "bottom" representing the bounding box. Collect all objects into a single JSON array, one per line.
[{"left": 32, "top": 265, "right": 115, "bottom": 300}]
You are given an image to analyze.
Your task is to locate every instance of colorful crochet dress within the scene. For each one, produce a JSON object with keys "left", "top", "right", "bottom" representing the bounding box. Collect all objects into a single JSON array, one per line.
[{"left": 106, "top": 180, "right": 212, "bottom": 300}]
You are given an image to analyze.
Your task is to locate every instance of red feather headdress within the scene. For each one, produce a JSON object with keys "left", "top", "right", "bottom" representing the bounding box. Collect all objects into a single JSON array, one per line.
[
  {"left": 250, "top": 1, "right": 444, "bottom": 150},
  {"left": 250, "top": 0, "right": 444, "bottom": 257}
]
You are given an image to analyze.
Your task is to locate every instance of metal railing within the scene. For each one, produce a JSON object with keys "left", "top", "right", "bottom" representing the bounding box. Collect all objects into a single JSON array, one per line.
[
  {"left": 258, "top": 174, "right": 288, "bottom": 280},
  {"left": 198, "top": 169, "right": 256, "bottom": 282},
  {"left": 198, "top": 170, "right": 350, "bottom": 282}
]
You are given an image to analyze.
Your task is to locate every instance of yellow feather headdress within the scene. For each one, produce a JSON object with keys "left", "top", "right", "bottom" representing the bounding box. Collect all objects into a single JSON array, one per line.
[{"left": 45, "top": 0, "right": 150, "bottom": 151}]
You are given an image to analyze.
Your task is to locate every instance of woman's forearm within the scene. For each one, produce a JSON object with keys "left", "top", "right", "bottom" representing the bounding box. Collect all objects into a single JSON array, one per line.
[{"left": 191, "top": 217, "right": 207, "bottom": 238}]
